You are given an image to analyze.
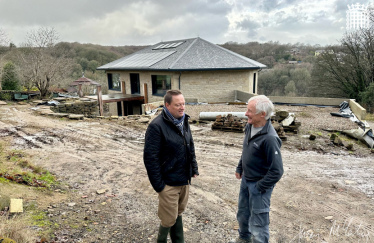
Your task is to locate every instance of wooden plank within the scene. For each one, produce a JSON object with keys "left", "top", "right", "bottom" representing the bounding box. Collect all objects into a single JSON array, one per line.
[
  {"left": 97, "top": 85, "right": 103, "bottom": 116},
  {"left": 102, "top": 96, "right": 144, "bottom": 103},
  {"left": 121, "top": 81, "right": 126, "bottom": 94},
  {"left": 143, "top": 83, "right": 148, "bottom": 104},
  {"left": 228, "top": 102, "right": 247, "bottom": 105},
  {"left": 121, "top": 101, "right": 125, "bottom": 117},
  {"left": 78, "top": 83, "right": 83, "bottom": 97},
  {"left": 212, "top": 125, "right": 244, "bottom": 133}
]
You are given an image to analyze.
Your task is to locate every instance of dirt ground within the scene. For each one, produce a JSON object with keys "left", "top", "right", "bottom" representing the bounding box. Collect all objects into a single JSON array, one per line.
[{"left": 0, "top": 102, "right": 374, "bottom": 243}]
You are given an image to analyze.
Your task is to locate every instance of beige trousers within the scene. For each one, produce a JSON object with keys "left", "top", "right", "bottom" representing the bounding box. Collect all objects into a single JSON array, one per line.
[{"left": 158, "top": 184, "right": 189, "bottom": 227}]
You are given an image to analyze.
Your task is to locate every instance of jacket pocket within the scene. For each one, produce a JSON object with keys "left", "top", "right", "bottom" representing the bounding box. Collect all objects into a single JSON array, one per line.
[{"left": 161, "top": 157, "right": 177, "bottom": 173}]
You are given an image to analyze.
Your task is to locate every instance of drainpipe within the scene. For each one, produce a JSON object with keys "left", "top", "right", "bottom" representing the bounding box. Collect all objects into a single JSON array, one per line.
[{"left": 178, "top": 72, "right": 182, "bottom": 90}]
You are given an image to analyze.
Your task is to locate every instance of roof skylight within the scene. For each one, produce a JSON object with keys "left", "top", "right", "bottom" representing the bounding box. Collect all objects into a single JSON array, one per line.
[{"left": 153, "top": 41, "right": 184, "bottom": 50}]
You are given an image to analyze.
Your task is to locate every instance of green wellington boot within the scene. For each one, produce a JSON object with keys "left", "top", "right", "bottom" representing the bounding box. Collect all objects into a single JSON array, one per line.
[
  {"left": 170, "top": 215, "right": 185, "bottom": 243},
  {"left": 157, "top": 224, "right": 170, "bottom": 243}
]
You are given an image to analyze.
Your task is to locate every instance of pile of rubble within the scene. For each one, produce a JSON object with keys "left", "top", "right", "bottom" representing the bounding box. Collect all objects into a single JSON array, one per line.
[
  {"left": 212, "top": 114, "right": 246, "bottom": 132},
  {"left": 330, "top": 133, "right": 354, "bottom": 150},
  {"left": 271, "top": 111, "right": 301, "bottom": 141},
  {"left": 210, "top": 111, "right": 301, "bottom": 136}
]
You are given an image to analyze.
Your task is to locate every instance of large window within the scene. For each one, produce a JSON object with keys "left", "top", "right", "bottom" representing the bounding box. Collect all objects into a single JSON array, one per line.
[
  {"left": 108, "top": 73, "right": 120, "bottom": 91},
  {"left": 130, "top": 73, "right": 140, "bottom": 94},
  {"left": 152, "top": 75, "right": 171, "bottom": 96}
]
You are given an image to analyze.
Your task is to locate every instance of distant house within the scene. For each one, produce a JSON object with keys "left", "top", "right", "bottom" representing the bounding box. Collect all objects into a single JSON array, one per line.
[
  {"left": 290, "top": 48, "right": 301, "bottom": 55},
  {"left": 288, "top": 61, "right": 298, "bottom": 64},
  {"left": 69, "top": 75, "right": 100, "bottom": 95},
  {"left": 315, "top": 50, "right": 334, "bottom": 56},
  {"left": 97, "top": 37, "right": 266, "bottom": 115}
]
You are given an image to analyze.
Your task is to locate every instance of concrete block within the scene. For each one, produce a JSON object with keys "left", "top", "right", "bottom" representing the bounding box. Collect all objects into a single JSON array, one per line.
[
  {"left": 10, "top": 198, "right": 23, "bottom": 213},
  {"left": 69, "top": 114, "right": 84, "bottom": 120},
  {"left": 142, "top": 101, "right": 164, "bottom": 114},
  {"left": 349, "top": 99, "right": 366, "bottom": 120}
]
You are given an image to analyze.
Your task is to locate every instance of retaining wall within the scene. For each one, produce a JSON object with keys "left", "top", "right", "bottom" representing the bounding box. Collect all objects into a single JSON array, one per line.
[
  {"left": 51, "top": 99, "right": 98, "bottom": 117},
  {"left": 235, "top": 90, "right": 348, "bottom": 106}
]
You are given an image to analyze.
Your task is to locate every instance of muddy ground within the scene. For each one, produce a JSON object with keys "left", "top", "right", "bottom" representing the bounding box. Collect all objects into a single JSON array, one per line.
[{"left": 0, "top": 103, "right": 373, "bottom": 243}]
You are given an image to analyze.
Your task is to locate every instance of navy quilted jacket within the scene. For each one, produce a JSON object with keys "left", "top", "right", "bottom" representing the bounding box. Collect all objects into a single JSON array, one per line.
[{"left": 144, "top": 110, "right": 199, "bottom": 192}]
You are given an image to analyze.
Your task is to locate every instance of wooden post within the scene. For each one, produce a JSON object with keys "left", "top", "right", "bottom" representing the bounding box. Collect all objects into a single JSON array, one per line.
[
  {"left": 121, "top": 81, "right": 126, "bottom": 94},
  {"left": 121, "top": 101, "right": 125, "bottom": 116},
  {"left": 121, "top": 82, "right": 126, "bottom": 117},
  {"left": 97, "top": 85, "right": 103, "bottom": 116},
  {"left": 78, "top": 83, "right": 83, "bottom": 97},
  {"left": 143, "top": 83, "right": 148, "bottom": 104}
]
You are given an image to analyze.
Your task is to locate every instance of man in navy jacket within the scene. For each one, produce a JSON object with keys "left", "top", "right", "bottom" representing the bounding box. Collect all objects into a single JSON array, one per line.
[
  {"left": 230, "top": 95, "right": 283, "bottom": 243},
  {"left": 144, "top": 90, "right": 199, "bottom": 243}
]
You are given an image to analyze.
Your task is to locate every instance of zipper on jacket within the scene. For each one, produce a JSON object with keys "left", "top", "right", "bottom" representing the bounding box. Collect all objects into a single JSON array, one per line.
[{"left": 161, "top": 158, "right": 168, "bottom": 167}]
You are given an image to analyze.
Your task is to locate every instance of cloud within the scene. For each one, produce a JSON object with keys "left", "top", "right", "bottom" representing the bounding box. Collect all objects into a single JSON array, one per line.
[
  {"left": 0, "top": 0, "right": 367, "bottom": 46},
  {"left": 0, "top": 0, "right": 231, "bottom": 45},
  {"left": 0, "top": 0, "right": 132, "bottom": 25},
  {"left": 237, "top": 18, "right": 261, "bottom": 37}
]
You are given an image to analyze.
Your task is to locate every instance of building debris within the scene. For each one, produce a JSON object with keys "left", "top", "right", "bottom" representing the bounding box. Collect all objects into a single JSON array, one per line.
[
  {"left": 9, "top": 198, "right": 23, "bottom": 213},
  {"left": 199, "top": 112, "right": 247, "bottom": 121},
  {"left": 271, "top": 111, "right": 301, "bottom": 141},
  {"left": 343, "top": 127, "right": 374, "bottom": 148},
  {"left": 212, "top": 114, "right": 246, "bottom": 132},
  {"left": 331, "top": 101, "right": 374, "bottom": 148},
  {"left": 329, "top": 133, "right": 355, "bottom": 150}
]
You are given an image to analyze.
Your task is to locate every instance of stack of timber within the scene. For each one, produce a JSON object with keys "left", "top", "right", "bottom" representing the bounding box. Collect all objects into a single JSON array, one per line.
[
  {"left": 212, "top": 114, "right": 246, "bottom": 132},
  {"left": 271, "top": 111, "right": 301, "bottom": 141}
]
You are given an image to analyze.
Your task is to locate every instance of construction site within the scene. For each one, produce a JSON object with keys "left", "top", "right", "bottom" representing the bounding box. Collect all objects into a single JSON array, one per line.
[{"left": 0, "top": 99, "right": 373, "bottom": 243}]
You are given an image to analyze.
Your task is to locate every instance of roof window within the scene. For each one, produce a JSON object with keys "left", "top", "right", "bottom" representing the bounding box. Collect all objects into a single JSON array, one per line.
[{"left": 153, "top": 41, "right": 184, "bottom": 50}]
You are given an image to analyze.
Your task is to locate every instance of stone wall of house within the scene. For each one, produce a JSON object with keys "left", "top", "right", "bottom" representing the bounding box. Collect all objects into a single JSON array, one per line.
[
  {"left": 107, "top": 89, "right": 120, "bottom": 116},
  {"left": 177, "top": 70, "right": 256, "bottom": 103},
  {"left": 108, "top": 69, "right": 257, "bottom": 104},
  {"left": 51, "top": 99, "right": 98, "bottom": 117}
]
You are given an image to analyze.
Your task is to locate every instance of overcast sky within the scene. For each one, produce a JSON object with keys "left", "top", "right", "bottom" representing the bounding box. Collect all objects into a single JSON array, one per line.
[{"left": 0, "top": 0, "right": 371, "bottom": 46}]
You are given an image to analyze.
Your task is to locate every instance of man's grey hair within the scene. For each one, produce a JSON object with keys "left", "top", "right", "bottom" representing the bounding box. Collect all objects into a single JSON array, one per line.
[{"left": 248, "top": 95, "right": 274, "bottom": 120}]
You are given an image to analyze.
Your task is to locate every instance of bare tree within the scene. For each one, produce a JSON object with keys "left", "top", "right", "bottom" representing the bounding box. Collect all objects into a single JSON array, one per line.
[
  {"left": 312, "top": 23, "right": 374, "bottom": 100},
  {"left": 16, "top": 27, "right": 73, "bottom": 97},
  {"left": 0, "top": 29, "right": 9, "bottom": 47}
]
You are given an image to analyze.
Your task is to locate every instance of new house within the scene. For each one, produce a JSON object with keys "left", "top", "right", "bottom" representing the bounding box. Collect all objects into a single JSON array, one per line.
[{"left": 97, "top": 37, "right": 266, "bottom": 115}]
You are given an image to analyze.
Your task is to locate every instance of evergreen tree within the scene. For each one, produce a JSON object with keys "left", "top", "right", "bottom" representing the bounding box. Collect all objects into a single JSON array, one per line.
[{"left": 1, "top": 62, "right": 20, "bottom": 90}]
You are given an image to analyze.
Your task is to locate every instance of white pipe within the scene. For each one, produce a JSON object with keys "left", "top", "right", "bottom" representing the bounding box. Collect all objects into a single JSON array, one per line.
[{"left": 199, "top": 112, "right": 247, "bottom": 121}]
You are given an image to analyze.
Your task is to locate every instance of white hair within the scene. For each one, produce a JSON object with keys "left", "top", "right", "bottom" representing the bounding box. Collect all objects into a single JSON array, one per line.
[{"left": 247, "top": 95, "right": 274, "bottom": 120}]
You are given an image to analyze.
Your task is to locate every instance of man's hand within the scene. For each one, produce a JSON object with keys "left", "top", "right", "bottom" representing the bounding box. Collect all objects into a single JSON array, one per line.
[
  {"left": 235, "top": 172, "right": 242, "bottom": 179},
  {"left": 193, "top": 174, "right": 198, "bottom": 178}
]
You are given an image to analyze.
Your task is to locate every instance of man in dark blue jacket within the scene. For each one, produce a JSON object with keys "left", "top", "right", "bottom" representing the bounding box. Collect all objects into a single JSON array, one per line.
[
  {"left": 144, "top": 90, "right": 199, "bottom": 243},
  {"left": 230, "top": 95, "right": 283, "bottom": 243}
]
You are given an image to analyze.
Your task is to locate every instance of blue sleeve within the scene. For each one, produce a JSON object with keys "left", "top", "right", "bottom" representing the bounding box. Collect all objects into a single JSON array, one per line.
[
  {"left": 256, "top": 136, "right": 283, "bottom": 192},
  {"left": 236, "top": 124, "right": 249, "bottom": 175}
]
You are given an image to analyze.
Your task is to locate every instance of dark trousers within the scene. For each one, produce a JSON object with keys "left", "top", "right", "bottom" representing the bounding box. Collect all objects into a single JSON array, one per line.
[{"left": 237, "top": 177, "right": 273, "bottom": 243}]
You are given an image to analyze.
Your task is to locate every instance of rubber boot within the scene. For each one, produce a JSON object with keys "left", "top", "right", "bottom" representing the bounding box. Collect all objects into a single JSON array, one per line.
[
  {"left": 170, "top": 215, "right": 184, "bottom": 243},
  {"left": 157, "top": 224, "right": 170, "bottom": 243}
]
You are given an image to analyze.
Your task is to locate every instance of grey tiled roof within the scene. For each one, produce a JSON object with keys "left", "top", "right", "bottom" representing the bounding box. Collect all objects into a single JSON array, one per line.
[{"left": 97, "top": 37, "right": 266, "bottom": 71}]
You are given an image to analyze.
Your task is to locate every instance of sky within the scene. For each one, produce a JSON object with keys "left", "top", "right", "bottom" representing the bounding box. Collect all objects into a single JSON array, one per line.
[{"left": 0, "top": 0, "right": 372, "bottom": 46}]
